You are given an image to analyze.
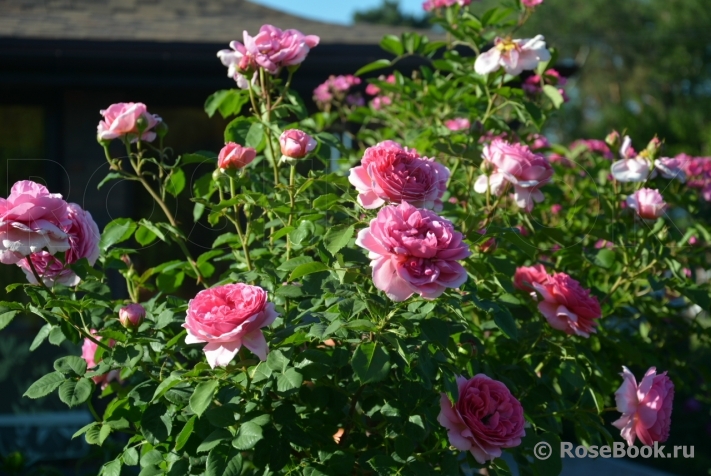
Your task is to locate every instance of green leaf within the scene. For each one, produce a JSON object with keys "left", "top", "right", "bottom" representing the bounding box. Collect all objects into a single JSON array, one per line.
[
  {"left": 224, "top": 117, "right": 252, "bottom": 145},
  {"left": 101, "top": 218, "right": 137, "bottom": 250},
  {"left": 245, "top": 122, "right": 265, "bottom": 151},
  {"left": 54, "top": 356, "right": 87, "bottom": 376},
  {"left": 23, "top": 371, "right": 65, "bottom": 398},
  {"left": 530, "top": 432, "right": 563, "bottom": 476},
  {"left": 0, "top": 311, "right": 18, "bottom": 331},
  {"left": 232, "top": 422, "right": 263, "bottom": 450},
  {"left": 543, "top": 85, "right": 565, "bottom": 109},
  {"left": 135, "top": 225, "right": 157, "bottom": 246},
  {"left": 207, "top": 445, "right": 241, "bottom": 476},
  {"left": 189, "top": 380, "right": 219, "bottom": 417},
  {"left": 165, "top": 168, "right": 186, "bottom": 197},
  {"left": 58, "top": 378, "right": 93, "bottom": 407},
  {"left": 73, "top": 422, "right": 97, "bottom": 439},
  {"left": 289, "top": 262, "right": 329, "bottom": 281},
  {"left": 276, "top": 368, "right": 303, "bottom": 394},
  {"left": 99, "top": 424, "right": 112, "bottom": 445},
  {"left": 312, "top": 193, "right": 341, "bottom": 210},
  {"left": 141, "top": 403, "right": 171, "bottom": 444},
  {"left": 101, "top": 460, "right": 122, "bottom": 476},
  {"left": 355, "top": 59, "right": 391, "bottom": 76},
  {"left": 594, "top": 248, "right": 616, "bottom": 269},
  {"left": 267, "top": 349, "right": 290, "bottom": 372},
  {"left": 198, "top": 429, "right": 232, "bottom": 453},
  {"left": 29, "top": 323, "right": 51, "bottom": 351},
  {"left": 351, "top": 342, "right": 391, "bottom": 384},
  {"left": 175, "top": 415, "right": 196, "bottom": 451},
  {"left": 380, "top": 34, "right": 404, "bottom": 56},
  {"left": 324, "top": 225, "right": 355, "bottom": 257},
  {"left": 277, "top": 256, "right": 314, "bottom": 271},
  {"left": 152, "top": 374, "right": 182, "bottom": 402},
  {"left": 123, "top": 447, "right": 139, "bottom": 466},
  {"left": 493, "top": 306, "right": 518, "bottom": 340}
]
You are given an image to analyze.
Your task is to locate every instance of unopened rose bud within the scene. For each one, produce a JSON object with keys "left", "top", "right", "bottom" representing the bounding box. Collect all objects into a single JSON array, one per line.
[
  {"left": 218, "top": 142, "right": 256, "bottom": 171},
  {"left": 119, "top": 303, "right": 146, "bottom": 330},
  {"left": 605, "top": 130, "right": 620, "bottom": 149},
  {"left": 135, "top": 116, "right": 149, "bottom": 134},
  {"left": 155, "top": 120, "right": 168, "bottom": 139},
  {"left": 120, "top": 254, "right": 132, "bottom": 266},
  {"left": 279, "top": 129, "right": 317, "bottom": 165},
  {"left": 645, "top": 136, "right": 662, "bottom": 159}
]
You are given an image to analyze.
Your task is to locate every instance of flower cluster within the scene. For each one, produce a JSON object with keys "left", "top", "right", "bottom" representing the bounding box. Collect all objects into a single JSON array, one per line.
[
  {"left": 366, "top": 74, "right": 396, "bottom": 110},
  {"left": 313, "top": 74, "right": 363, "bottom": 107},
  {"left": 679, "top": 155, "right": 711, "bottom": 200},
  {"left": 522, "top": 68, "right": 567, "bottom": 102},
  {"left": 422, "top": 0, "right": 472, "bottom": 11}
]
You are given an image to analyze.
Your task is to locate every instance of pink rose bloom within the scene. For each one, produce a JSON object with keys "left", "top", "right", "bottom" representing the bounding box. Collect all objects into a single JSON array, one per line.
[
  {"left": 531, "top": 272, "right": 601, "bottom": 337},
  {"left": 18, "top": 203, "right": 100, "bottom": 287},
  {"left": 550, "top": 204, "right": 563, "bottom": 215},
  {"left": 611, "top": 136, "right": 651, "bottom": 182},
  {"left": 97, "top": 103, "right": 161, "bottom": 143},
  {"left": 523, "top": 69, "right": 565, "bottom": 95},
  {"left": 81, "top": 332, "right": 120, "bottom": 390},
  {"left": 0, "top": 180, "right": 71, "bottom": 265},
  {"left": 356, "top": 202, "right": 470, "bottom": 301},
  {"left": 522, "top": 0, "right": 543, "bottom": 6},
  {"left": 279, "top": 129, "right": 317, "bottom": 162},
  {"left": 475, "top": 36, "right": 551, "bottom": 76},
  {"left": 438, "top": 375, "right": 525, "bottom": 464},
  {"left": 371, "top": 96, "right": 392, "bottom": 110},
  {"left": 119, "top": 303, "right": 146, "bottom": 329},
  {"left": 365, "top": 83, "right": 381, "bottom": 96},
  {"left": 218, "top": 142, "right": 257, "bottom": 170},
  {"left": 183, "top": 283, "right": 279, "bottom": 368},
  {"left": 217, "top": 41, "right": 254, "bottom": 89},
  {"left": 654, "top": 157, "right": 686, "bottom": 183},
  {"left": 348, "top": 140, "right": 450, "bottom": 211},
  {"left": 240, "top": 25, "right": 319, "bottom": 75},
  {"left": 313, "top": 83, "right": 332, "bottom": 103},
  {"left": 474, "top": 139, "right": 553, "bottom": 212},
  {"left": 612, "top": 366, "right": 674, "bottom": 447},
  {"left": 570, "top": 139, "right": 613, "bottom": 159},
  {"left": 529, "top": 134, "right": 549, "bottom": 151},
  {"left": 513, "top": 264, "right": 549, "bottom": 293},
  {"left": 626, "top": 188, "right": 666, "bottom": 220},
  {"left": 445, "top": 118, "right": 471, "bottom": 131}
]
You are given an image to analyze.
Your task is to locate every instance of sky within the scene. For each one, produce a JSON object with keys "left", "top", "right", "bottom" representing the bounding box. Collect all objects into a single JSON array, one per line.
[{"left": 249, "top": 0, "right": 425, "bottom": 25}]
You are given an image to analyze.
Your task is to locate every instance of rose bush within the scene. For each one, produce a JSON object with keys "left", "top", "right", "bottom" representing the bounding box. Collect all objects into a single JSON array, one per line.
[{"left": 2, "top": 1, "right": 710, "bottom": 475}]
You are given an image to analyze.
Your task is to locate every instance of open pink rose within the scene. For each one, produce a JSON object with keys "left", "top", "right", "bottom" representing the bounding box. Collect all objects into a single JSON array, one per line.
[
  {"left": 355, "top": 202, "right": 470, "bottom": 301},
  {"left": 183, "top": 284, "right": 279, "bottom": 368},
  {"left": 626, "top": 188, "right": 666, "bottom": 220},
  {"left": 513, "top": 264, "right": 549, "bottom": 293},
  {"left": 217, "top": 41, "right": 254, "bottom": 89},
  {"left": 654, "top": 158, "right": 686, "bottom": 182},
  {"left": 349, "top": 140, "right": 450, "bottom": 211},
  {"left": 81, "top": 332, "right": 120, "bottom": 390},
  {"left": 0, "top": 180, "right": 71, "bottom": 265},
  {"left": 612, "top": 366, "right": 674, "bottom": 446},
  {"left": 438, "top": 375, "right": 525, "bottom": 464},
  {"left": 279, "top": 129, "right": 317, "bottom": 161},
  {"left": 611, "top": 136, "right": 652, "bottom": 182},
  {"left": 475, "top": 36, "right": 550, "bottom": 76},
  {"left": 445, "top": 118, "right": 471, "bottom": 131},
  {"left": 474, "top": 139, "right": 553, "bottom": 212},
  {"left": 18, "top": 203, "right": 100, "bottom": 287},
  {"left": 97, "top": 102, "right": 161, "bottom": 143},
  {"left": 218, "top": 142, "right": 256, "bottom": 170},
  {"left": 229, "top": 25, "right": 319, "bottom": 75},
  {"left": 531, "top": 272, "right": 601, "bottom": 337}
]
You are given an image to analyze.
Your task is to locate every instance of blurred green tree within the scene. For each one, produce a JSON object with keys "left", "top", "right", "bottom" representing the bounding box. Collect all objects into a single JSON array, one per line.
[{"left": 354, "top": 0, "right": 431, "bottom": 28}]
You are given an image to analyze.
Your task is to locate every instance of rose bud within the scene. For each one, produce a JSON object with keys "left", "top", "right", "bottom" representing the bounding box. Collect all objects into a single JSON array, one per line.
[
  {"left": 119, "top": 303, "right": 146, "bottom": 329},
  {"left": 279, "top": 129, "right": 317, "bottom": 164},
  {"left": 218, "top": 142, "right": 256, "bottom": 171},
  {"left": 605, "top": 130, "right": 621, "bottom": 148},
  {"left": 626, "top": 188, "right": 667, "bottom": 220}
]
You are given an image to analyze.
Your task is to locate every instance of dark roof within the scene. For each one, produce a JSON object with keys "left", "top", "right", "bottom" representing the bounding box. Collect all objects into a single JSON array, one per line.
[{"left": 0, "top": 0, "right": 425, "bottom": 44}]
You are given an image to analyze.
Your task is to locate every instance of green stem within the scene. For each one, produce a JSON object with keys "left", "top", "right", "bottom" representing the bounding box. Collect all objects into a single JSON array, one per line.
[
  {"left": 286, "top": 165, "right": 296, "bottom": 261},
  {"left": 229, "top": 176, "right": 253, "bottom": 271}
]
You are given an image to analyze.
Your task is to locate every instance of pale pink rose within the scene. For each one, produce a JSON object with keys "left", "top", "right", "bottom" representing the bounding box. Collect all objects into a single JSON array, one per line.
[
  {"left": 522, "top": 0, "right": 543, "bottom": 6},
  {"left": 654, "top": 158, "right": 686, "bottom": 183},
  {"left": 218, "top": 142, "right": 257, "bottom": 170},
  {"left": 279, "top": 129, "right": 317, "bottom": 161},
  {"left": 445, "top": 118, "right": 471, "bottom": 131},
  {"left": 529, "top": 134, "right": 549, "bottom": 151},
  {"left": 531, "top": 272, "right": 601, "bottom": 337},
  {"left": 611, "top": 136, "right": 651, "bottom": 182},
  {"left": 97, "top": 103, "right": 161, "bottom": 143},
  {"left": 81, "top": 332, "right": 120, "bottom": 390},
  {"left": 119, "top": 303, "right": 146, "bottom": 329},
  {"left": 313, "top": 83, "right": 332, "bottom": 103},
  {"left": 240, "top": 25, "right": 319, "bottom": 75},
  {"left": 475, "top": 36, "right": 551, "bottom": 76},
  {"left": 365, "top": 83, "right": 381, "bottom": 96},
  {"left": 183, "top": 284, "right": 279, "bottom": 368},
  {"left": 438, "top": 375, "right": 525, "bottom": 464},
  {"left": 348, "top": 140, "right": 450, "bottom": 211},
  {"left": 217, "top": 41, "right": 253, "bottom": 89},
  {"left": 626, "top": 188, "right": 666, "bottom": 220},
  {"left": 473, "top": 139, "right": 553, "bottom": 212},
  {"left": 355, "top": 202, "right": 470, "bottom": 301},
  {"left": 18, "top": 203, "right": 100, "bottom": 287},
  {"left": 612, "top": 366, "right": 674, "bottom": 446},
  {"left": 0, "top": 180, "right": 71, "bottom": 265},
  {"left": 513, "top": 264, "right": 549, "bottom": 293}
]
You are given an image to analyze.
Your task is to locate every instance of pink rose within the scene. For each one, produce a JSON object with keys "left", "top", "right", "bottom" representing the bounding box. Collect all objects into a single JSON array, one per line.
[
  {"left": 279, "top": 129, "right": 317, "bottom": 161},
  {"left": 626, "top": 188, "right": 666, "bottom": 220},
  {"left": 445, "top": 118, "right": 471, "bottom": 131},
  {"left": 438, "top": 375, "right": 525, "bottom": 464},
  {"left": 183, "top": 283, "right": 279, "bottom": 368},
  {"left": 0, "top": 180, "right": 71, "bottom": 265},
  {"left": 550, "top": 204, "right": 563, "bottom": 215},
  {"left": 348, "top": 140, "right": 450, "bottom": 211},
  {"left": 611, "top": 136, "right": 651, "bottom": 182},
  {"left": 475, "top": 36, "right": 550, "bottom": 76},
  {"left": 241, "top": 25, "right": 319, "bottom": 75},
  {"left": 473, "top": 139, "right": 553, "bottom": 212},
  {"left": 217, "top": 41, "right": 254, "bottom": 89},
  {"left": 97, "top": 103, "right": 161, "bottom": 143},
  {"left": 612, "top": 366, "right": 674, "bottom": 446},
  {"left": 371, "top": 95, "right": 392, "bottom": 110},
  {"left": 529, "top": 134, "right": 550, "bottom": 151},
  {"left": 531, "top": 272, "right": 601, "bottom": 337},
  {"left": 18, "top": 203, "right": 100, "bottom": 286},
  {"left": 654, "top": 158, "right": 686, "bottom": 182},
  {"left": 365, "top": 83, "right": 381, "bottom": 96},
  {"left": 81, "top": 332, "right": 120, "bottom": 390},
  {"left": 218, "top": 142, "right": 257, "bottom": 170},
  {"left": 119, "top": 303, "right": 146, "bottom": 329},
  {"left": 313, "top": 83, "right": 332, "bottom": 103},
  {"left": 522, "top": 0, "right": 543, "bottom": 7},
  {"left": 513, "top": 264, "right": 549, "bottom": 293},
  {"left": 355, "top": 202, "right": 470, "bottom": 301}
]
